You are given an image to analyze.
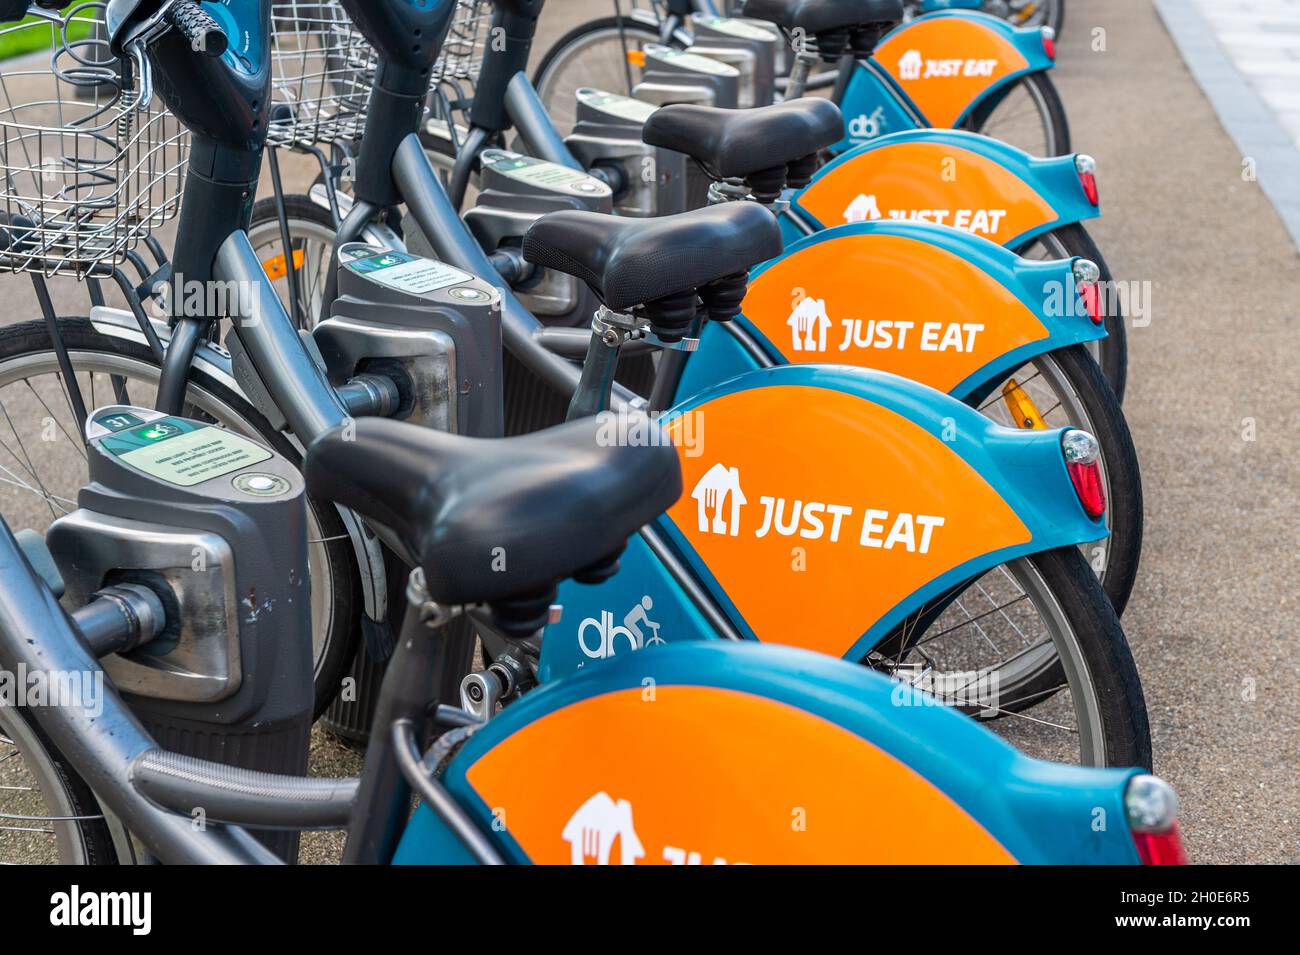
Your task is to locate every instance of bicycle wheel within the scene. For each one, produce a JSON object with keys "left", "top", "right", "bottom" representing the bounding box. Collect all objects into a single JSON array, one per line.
[
  {"left": 1002, "top": 0, "right": 1065, "bottom": 35},
  {"left": 248, "top": 194, "right": 339, "bottom": 329},
  {"left": 904, "top": 1, "right": 1065, "bottom": 37},
  {"left": 533, "top": 16, "right": 662, "bottom": 139},
  {"left": 868, "top": 545, "right": 1150, "bottom": 769},
  {"left": 963, "top": 71, "right": 1070, "bottom": 157},
  {"left": 0, "top": 318, "right": 360, "bottom": 718},
  {"left": 0, "top": 704, "right": 118, "bottom": 865},
  {"left": 974, "top": 344, "right": 1142, "bottom": 616},
  {"left": 1014, "top": 223, "right": 1127, "bottom": 402}
]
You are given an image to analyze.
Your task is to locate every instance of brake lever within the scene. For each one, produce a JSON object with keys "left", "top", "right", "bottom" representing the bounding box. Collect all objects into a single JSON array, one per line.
[{"left": 127, "top": 40, "right": 153, "bottom": 110}]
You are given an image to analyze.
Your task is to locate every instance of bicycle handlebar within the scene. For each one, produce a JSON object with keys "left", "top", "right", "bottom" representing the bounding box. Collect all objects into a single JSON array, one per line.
[
  {"left": 0, "top": 0, "right": 61, "bottom": 23},
  {"left": 165, "top": 0, "right": 228, "bottom": 58}
]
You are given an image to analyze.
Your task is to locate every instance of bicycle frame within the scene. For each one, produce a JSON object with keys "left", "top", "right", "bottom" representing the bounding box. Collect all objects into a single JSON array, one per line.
[
  {"left": 289, "top": 1, "right": 1114, "bottom": 678},
  {"left": 0, "top": 509, "right": 1155, "bottom": 865},
  {"left": 439, "top": 87, "right": 1105, "bottom": 411},
  {"left": 834, "top": 11, "right": 1058, "bottom": 151},
  {"left": 400, "top": 640, "right": 1147, "bottom": 864}
]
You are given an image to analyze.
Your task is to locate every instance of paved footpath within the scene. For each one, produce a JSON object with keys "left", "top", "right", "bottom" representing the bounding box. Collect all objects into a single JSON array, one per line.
[{"left": 1059, "top": 0, "right": 1298, "bottom": 864}]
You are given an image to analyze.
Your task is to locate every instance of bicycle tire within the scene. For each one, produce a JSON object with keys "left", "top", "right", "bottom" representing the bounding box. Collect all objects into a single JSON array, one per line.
[
  {"left": 1011, "top": 546, "right": 1150, "bottom": 769},
  {"left": 967, "top": 70, "right": 1071, "bottom": 157},
  {"left": 533, "top": 16, "right": 666, "bottom": 137},
  {"left": 0, "top": 705, "right": 118, "bottom": 865},
  {"left": 0, "top": 318, "right": 360, "bottom": 719},
  {"left": 1023, "top": 223, "right": 1127, "bottom": 402}
]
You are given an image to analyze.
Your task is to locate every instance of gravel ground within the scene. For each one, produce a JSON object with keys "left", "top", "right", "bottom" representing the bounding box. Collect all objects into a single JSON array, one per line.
[{"left": 1, "top": 1, "right": 1295, "bottom": 865}]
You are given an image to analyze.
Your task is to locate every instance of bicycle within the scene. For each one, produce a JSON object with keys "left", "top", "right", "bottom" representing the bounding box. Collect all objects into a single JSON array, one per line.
[
  {"left": 231, "top": 0, "right": 1154, "bottom": 770},
  {"left": 535, "top": 0, "right": 1070, "bottom": 157},
  {"left": 252, "top": 0, "right": 1140, "bottom": 617},
  {"left": 0, "top": 1, "right": 366, "bottom": 719},
  {"left": 527, "top": 0, "right": 1125, "bottom": 398},
  {"left": 907, "top": 0, "right": 1064, "bottom": 35},
  {"left": 0, "top": 402, "right": 1182, "bottom": 864}
]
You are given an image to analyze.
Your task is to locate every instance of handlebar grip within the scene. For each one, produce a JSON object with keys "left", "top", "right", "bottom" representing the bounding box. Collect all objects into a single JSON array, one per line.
[{"left": 166, "top": 1, "right": 229, "bottom": 58}]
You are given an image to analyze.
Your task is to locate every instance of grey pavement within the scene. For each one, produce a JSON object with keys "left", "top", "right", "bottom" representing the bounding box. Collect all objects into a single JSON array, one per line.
[{"left": 1057, "top": 0, "right": 1298, "bottom": 863}]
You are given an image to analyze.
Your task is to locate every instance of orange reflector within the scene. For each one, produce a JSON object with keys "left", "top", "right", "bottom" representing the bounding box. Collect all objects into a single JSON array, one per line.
[
  {"left": 1002, "top": 379, "right": 1048, "bottom": 430},
  {"left": 626, "top": 49, "right": 646, "bottom": 68},
  {"left": 1014, "top": 3, "right": 1039, "bottom": 24},
  {"left": 262, "top": 249, "right": 304, "bottom": 280}
]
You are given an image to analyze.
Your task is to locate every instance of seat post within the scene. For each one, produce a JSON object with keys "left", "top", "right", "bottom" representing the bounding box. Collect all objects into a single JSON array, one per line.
[
  {"left": 342, "top": 568, "right": 464, "bottom": 865},
  {"left": 567, "top": 306, "right": 703, "bottom": 420},
  {"left": 785, "top": 50, "right": 820, "bottom": 99},
  {"left": 566, "top": 313, "right": 628, "bottom": 421}
]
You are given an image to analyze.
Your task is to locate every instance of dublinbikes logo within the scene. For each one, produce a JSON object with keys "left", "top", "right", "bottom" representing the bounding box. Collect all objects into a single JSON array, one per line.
[
  {"left": 898, "top": 49, "right": 1000, "bottom": 80},
  {"left": 785, "top": 294, "right": 985, "bottom": 357},
  {"left": 577, "top": 595, "right": 666, "bottom": 661},
  {"left": 561, "top": 792, "right": 747, "bottom": 865},
  {"left": 846, "top": 105, "right": 888, "bottom": 141},
  {"left": 690, "top": 463, "right": 946, "bottom": 555},
  {"left": 0, "top": 665, "right": 104, "bottom": 718},
  {"left": 595, "top": 407, "right": 705, "bottom": 458}
]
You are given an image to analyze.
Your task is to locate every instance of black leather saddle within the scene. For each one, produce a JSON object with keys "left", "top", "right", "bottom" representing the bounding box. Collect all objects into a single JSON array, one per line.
[
  {"left": 642, "top": 98, "right": 844, "bottom": 191},
  {"left": 744, "top": 0, "right": 903, "bottom": 57},
  {"left": 744, "top": 0, "right": 904, "bottom": 32},
  {"left": 305, "top": 417, "right": 682, "bottom": 632},
  {"left": 522, "top": 203, "right": 782, "bottom": 336}
]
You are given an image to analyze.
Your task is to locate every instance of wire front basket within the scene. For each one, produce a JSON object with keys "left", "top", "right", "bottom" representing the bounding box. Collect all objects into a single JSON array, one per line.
[
  {"left": 269, "top": 0, "right": 377, "bottom": 149},
  {"left": 426, "top": 0, "right": 494, "bottom": 146},
  {"left": 269, "top": 0, "right": 495, "bottom": 154},
  {"left": 0, "top": 3, "right": 189, "bottom": 277}
]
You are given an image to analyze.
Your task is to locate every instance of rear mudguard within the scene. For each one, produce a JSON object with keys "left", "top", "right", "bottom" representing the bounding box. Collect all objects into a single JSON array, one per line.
[
  {"left": 835, "top": 11, "right": 1055, "bottom": 150},
  {"left": 677, "top": 220, "right": 1103, "bottom": 404},
  {"left": 786, "top": 128, "right": 1098, "bottom": 249},
  {"left": 536, "top": 364, "right": 1105, "bottom": 679},
  {"left": 394, "top": 642, "right": 1143, "bottom": 864}
]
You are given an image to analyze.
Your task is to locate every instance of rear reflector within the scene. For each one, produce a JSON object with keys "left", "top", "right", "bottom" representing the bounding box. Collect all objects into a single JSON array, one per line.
[
  {"left": 1073, "top": 259, "right": 1104, "bottom": 325},
  {"left": 1125, "top": 775, "right": 1188, "bottom": 865},
  {"left": 1075, "top": 154, "right": 1099, "bottom": 205},
  {"left": 1062, "top": 429, "right": 1106, "bottom": 519},
  {"left": 1042, "top": 26, "right": 1057, "bottom": 60}
]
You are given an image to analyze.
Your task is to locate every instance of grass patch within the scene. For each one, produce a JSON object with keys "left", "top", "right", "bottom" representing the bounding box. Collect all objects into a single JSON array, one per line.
[{"left": 0, "top": 8, "right": 95, "bottom": 62}]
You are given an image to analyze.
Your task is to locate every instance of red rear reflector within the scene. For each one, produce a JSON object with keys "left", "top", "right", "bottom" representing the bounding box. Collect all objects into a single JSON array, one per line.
[
  {"left": 1062, "top": 430, "right": 1106, "bottom": 519},
  {"left": 1043, "top": 35, "right": 1056, "bottom": 59},
  {"left": 1075, "top": 155, "right": 1099, "bottom": 205},
  {"left": 1125, "top": 775, "right": 1185, "bottom": 864},
  {"left": 1067, "top": 461, "right": 1106, "bottom": 519},
  {"left": 1080, "top": 281, "right": 1103, "bottom": 325},
  {"left": 1133, "top": 822, "right": 1189, "bottom": 865},
  {"left": 1079, "top": 171, "right": 1098, "bottom": 204},
  {"left": 1073, "top": 259, "right": 1104, "bottom": 325}
]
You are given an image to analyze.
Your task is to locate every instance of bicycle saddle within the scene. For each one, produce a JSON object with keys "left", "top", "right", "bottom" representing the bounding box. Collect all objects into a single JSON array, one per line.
[
  {"left": 304, "top": 417, "right": 682, "bottom": 628},
  {"left": 522, "top": 203, "right": 782, "bottom": 336},
  {"left": 642, "top": 98, "right": 843, "bottom": 190},
  {"left": 744, "top": 0, "right": 904, "bottom": 33}
]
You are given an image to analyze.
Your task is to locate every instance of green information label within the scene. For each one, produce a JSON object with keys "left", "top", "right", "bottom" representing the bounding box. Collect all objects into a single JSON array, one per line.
[
  {"left": 117, "top": 426, "right": 272, "bottom": 487},
  {"left": 581, "top": 91, "right": 659, "bottom": 123}
]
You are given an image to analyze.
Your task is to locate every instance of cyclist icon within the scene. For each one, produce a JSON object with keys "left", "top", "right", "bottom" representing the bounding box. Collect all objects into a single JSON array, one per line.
[{"left": 624, "top": 595, "right": 665, "bottom": 647}]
